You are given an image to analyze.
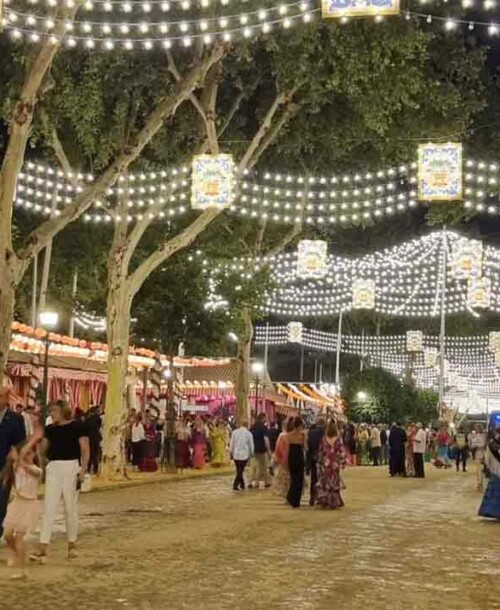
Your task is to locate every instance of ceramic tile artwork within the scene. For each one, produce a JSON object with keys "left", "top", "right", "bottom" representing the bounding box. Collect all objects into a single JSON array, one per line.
[
  {"left": 191, "top": 154, "right": 234, "bottom": 210},
  {"left": 418, "top": 143, "right": 463, "bottom": 201},
  {"left": 288, "top": 322, "right": 303, "bottom": 343},
  {"left": 489, "top": 331, "right": 500, "bottom": 352},
  {"left": 450, "top": 239, "right": 483, "bottom": 280},
  {"left": 352, "top": 279, "right": 375, "bottom": 309},
  {"left": 321, "top": 0, "right": 399, "bottom": 18},
  {"left": 296, "top": 240, "right": 328, "bottom": 279},
  {"left": 424, "top": 347, "right": 438, "bottom": 367},
  {"left": 406, "top": 330, "right": 423, "bottom": 352},
  {"left": 467, "top": 277, "right": 491, "bottom": 309}
]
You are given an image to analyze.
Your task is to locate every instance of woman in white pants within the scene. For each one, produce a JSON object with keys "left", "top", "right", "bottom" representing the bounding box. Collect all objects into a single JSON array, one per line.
[{"left": 30, "top": 400, "right": 89, "bottom": 562}]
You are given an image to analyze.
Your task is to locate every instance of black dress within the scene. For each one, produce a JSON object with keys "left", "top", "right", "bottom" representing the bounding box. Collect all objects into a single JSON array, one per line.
[{"left": 287, "top": 442, "right": 305, "bottom": 508}]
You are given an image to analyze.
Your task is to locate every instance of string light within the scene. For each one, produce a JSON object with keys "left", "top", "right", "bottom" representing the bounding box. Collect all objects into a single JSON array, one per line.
[
  {"left": 1, "top": 0, "right": 315, "bottom": 48},
  {"left": 13, "top": 158, "right": 500, "bottom": 225}
]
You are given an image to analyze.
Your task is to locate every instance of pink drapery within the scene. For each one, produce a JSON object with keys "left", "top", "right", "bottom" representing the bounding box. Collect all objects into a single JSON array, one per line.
[{"left": 89, "top": 380, "right": 105, "bottom": 406}]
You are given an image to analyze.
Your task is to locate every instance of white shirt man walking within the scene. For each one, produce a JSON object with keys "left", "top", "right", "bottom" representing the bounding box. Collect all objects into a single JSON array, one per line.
[
  {"left": 413, "top": 423, "right": 427, "bottom": 478},
  {"left": 229, "top": 421, "right": 254, "bottom": 491}
]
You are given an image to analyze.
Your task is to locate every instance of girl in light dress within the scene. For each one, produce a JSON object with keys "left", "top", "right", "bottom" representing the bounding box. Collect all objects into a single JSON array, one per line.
[{"left": 1, "top": 435, "right": 42, "bottom": 579}]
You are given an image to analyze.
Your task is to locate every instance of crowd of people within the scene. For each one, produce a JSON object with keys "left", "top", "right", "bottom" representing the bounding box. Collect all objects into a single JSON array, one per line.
[{"left": 1, "top": 383, "right": 500, "bottom": 580}]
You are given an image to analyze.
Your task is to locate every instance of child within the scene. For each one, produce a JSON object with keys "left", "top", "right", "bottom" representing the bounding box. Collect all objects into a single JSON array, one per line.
[{"left": 1, "top": 436, "right": 42, "bottom": 579}]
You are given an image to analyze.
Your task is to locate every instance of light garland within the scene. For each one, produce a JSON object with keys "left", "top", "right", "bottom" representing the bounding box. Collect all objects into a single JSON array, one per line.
[
  {"left": 13, "top": 158, "right": 500, "bottom": 226},
  {"left": 261, "top": 232, "right": 500, "bottom": 318},
  {"left": 1, "top": 0, "right": 315, "bottom": 48},
  {"left": 253, "top": 324, "right": 500, "bottom": 396}
]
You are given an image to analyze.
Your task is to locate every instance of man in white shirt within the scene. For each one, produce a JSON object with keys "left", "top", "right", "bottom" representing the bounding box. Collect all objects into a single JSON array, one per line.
[
  {"left": 370, "top": 425, "right": 382, "bottom": 466},
  {"left": 413, "top": 423, "right": 427, "bottom": 478},
  {"left": 229, "top": 421, "right": 254, "bottom": 491}
]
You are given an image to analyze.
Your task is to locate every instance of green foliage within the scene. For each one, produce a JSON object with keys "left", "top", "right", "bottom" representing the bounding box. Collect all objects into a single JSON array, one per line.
[{"left": 343, "top": 367, "right": 439, "bottom": 425}]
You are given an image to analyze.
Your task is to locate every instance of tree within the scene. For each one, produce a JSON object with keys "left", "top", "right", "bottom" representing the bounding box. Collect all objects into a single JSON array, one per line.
[
  {"left": 343, "top": 367, "right": 438, "bottom": 425},
  {"left": 0, "top": 37, "right": 226, "bottom": 387}
]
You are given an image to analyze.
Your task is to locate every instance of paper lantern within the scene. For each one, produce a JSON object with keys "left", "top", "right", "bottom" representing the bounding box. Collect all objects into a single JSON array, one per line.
[
  {"left": 489, "top": 332, "right": 500, "bottom": 353},
  {"left": 288, "top": 322, "right": 303, "bottom": 344},
  {"left": 297, "top": 240, "right": 328, "bottom": 279},
  {"left": 467, "top": 277, "right": 491, "bottom": 309},
  {"left": 424, "top": 347, "right": 438, "bottom": 368},
  {"left": 322, "top": 0, "right": 399, "bottom": 19},
  {"left": 417, "top": 143, "right": 463, "bottom": 201},
  {"left": 352, "top": 279, "right": 375, "bottom": 309},
  {"left": 451, "top": 239, "right": 482, "bottom": 280},
  {"left": 406, "top": 330, "right": 423, "bottom": 352},
  {"left": 191, "top": 154, "right": 234, "bottom": 210}
]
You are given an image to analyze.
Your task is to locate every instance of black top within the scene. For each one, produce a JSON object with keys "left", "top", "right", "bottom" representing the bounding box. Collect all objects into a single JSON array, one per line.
[
  {"left": 380, "top": 429, "right": 388, "bottom": 445},
  {"left": 250, "top": 422, "right": 268, "bottom": 454},
  {"left": 45, "top": 420, "right": 89, "bottom": 462}
]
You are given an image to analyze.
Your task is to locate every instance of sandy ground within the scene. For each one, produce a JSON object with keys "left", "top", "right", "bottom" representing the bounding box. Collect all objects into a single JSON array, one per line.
[{"left": 1, "top": 464, "right": 499, "bottom": 610}]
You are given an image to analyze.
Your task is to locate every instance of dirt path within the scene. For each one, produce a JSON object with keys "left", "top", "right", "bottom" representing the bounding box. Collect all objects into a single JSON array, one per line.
[{"left": 1, "top": 466, "right": 498, "bottom": 610}]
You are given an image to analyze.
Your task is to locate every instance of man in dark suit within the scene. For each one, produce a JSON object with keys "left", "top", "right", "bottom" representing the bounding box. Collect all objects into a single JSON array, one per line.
[{"left": 0, "top": 388, "right": 26, "bottom": 537}]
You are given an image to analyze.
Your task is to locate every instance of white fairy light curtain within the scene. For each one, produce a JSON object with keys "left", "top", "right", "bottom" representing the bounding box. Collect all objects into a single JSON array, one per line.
[
  {"left": 264, "top": 231, "right": 500, "bottom": 318},
  {"left": 254, "top": 324, "right": 500, "bottom": 396},
  {"left": 297, "top": 240, "right": 328, "bottom": 279},
  {"left": 417, "top": 143, "right": 463, "bottom": 202},
  {"left": 191, "top": 154, "right": 234, "bottom": 210},
  {"left": 352, "top": 278, "right": 375, "bottom": 309},
  {"left": 450, "top": 238, "right": 483, "bottom": 280},
  {"left": 12, "top": 154, "right": 500, "bottom": 227},
  {"left": 406, "top": 330, "right": 423, "bottom": 352}
]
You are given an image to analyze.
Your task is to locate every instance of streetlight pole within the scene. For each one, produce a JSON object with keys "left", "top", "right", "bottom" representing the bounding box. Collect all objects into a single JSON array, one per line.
[
  {"left": 438, "top": 227, "right": 448, "bottom": 417},
  {"left": 39, "top": 309, "right": 59, "bottom": 424},
  {"left": 251, "top": 361, "right": 264, "bottom": 419},
  {"left": 335, "top": 309, "right": 343, "bottom": 386}
]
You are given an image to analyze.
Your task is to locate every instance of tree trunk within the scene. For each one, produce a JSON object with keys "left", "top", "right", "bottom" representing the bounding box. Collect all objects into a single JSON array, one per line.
[
  {"left": 0, "top": 258, "right": 16, "bottom": 387},
  {"left": 101, "top": 284, "right": 132, "bottom": 479},
  {"left": 235, "top": 307, "right": 253, "bottom": 426}
]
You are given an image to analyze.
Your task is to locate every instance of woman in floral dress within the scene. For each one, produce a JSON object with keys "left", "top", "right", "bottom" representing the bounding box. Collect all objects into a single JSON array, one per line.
[{"left": 316, "top": 420, "right": 346, "bottom": 509}]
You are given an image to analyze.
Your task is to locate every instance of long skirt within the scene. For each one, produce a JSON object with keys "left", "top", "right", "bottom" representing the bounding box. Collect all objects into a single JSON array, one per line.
[
  {"left": 272, "top": 465, "right": 290, "bottom": 498},
  {"left": 140, "top": 440, "right": 158, "bottom": 472},
  {"left": 479, "top": 473, "right": 500, "bottom": 519},
  {"left": 192, "top": 442, "right": 206, "bottom": 469},
  {"left": 175, "top": 439, "right": 191, "bottom": 469},
  {"left": 132, "top": 440, "right": 145, "bottom": 467},
  {"left": 287, "top": 444, "right": 305, "bottom": 508},
  {"left": 316, "top": 467, "right": 344, "bottom": 510}
]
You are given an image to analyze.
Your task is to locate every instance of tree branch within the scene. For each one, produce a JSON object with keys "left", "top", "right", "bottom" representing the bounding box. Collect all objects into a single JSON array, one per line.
[
  {"left": 237, "top": 91, "right": 288, "bottom": 173},
  {"left": 218, "top": 90, "right": 245, "bottom": 138},
  {"left": 247, "top": 101, "right": 300, "bottom": 170},
  {"left": 39, "top": 107, "right": 76, "bottom": 182},
  {"left": 127, "top": 207, "right": 221, "bottom": 297},
  {"left": 166, "top": 50, "right": 208, "bottom": 125},
  {"left": 0, "top": 6, "right": 79, "bottom": 257},
  {"left": 17, "top": 44, "right": 226, "bottom": 263}
]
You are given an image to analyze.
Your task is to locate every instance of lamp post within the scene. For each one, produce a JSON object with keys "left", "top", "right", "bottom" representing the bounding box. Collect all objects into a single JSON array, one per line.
[
  {"left": 39, "top": 309, "right": 59, "bottom": 422},
  {"left": 163, "top": 365, "right": 176, "bottom": 473},
  {"left": 251, "top": 361, "right": 264, "bottom": 417}
]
